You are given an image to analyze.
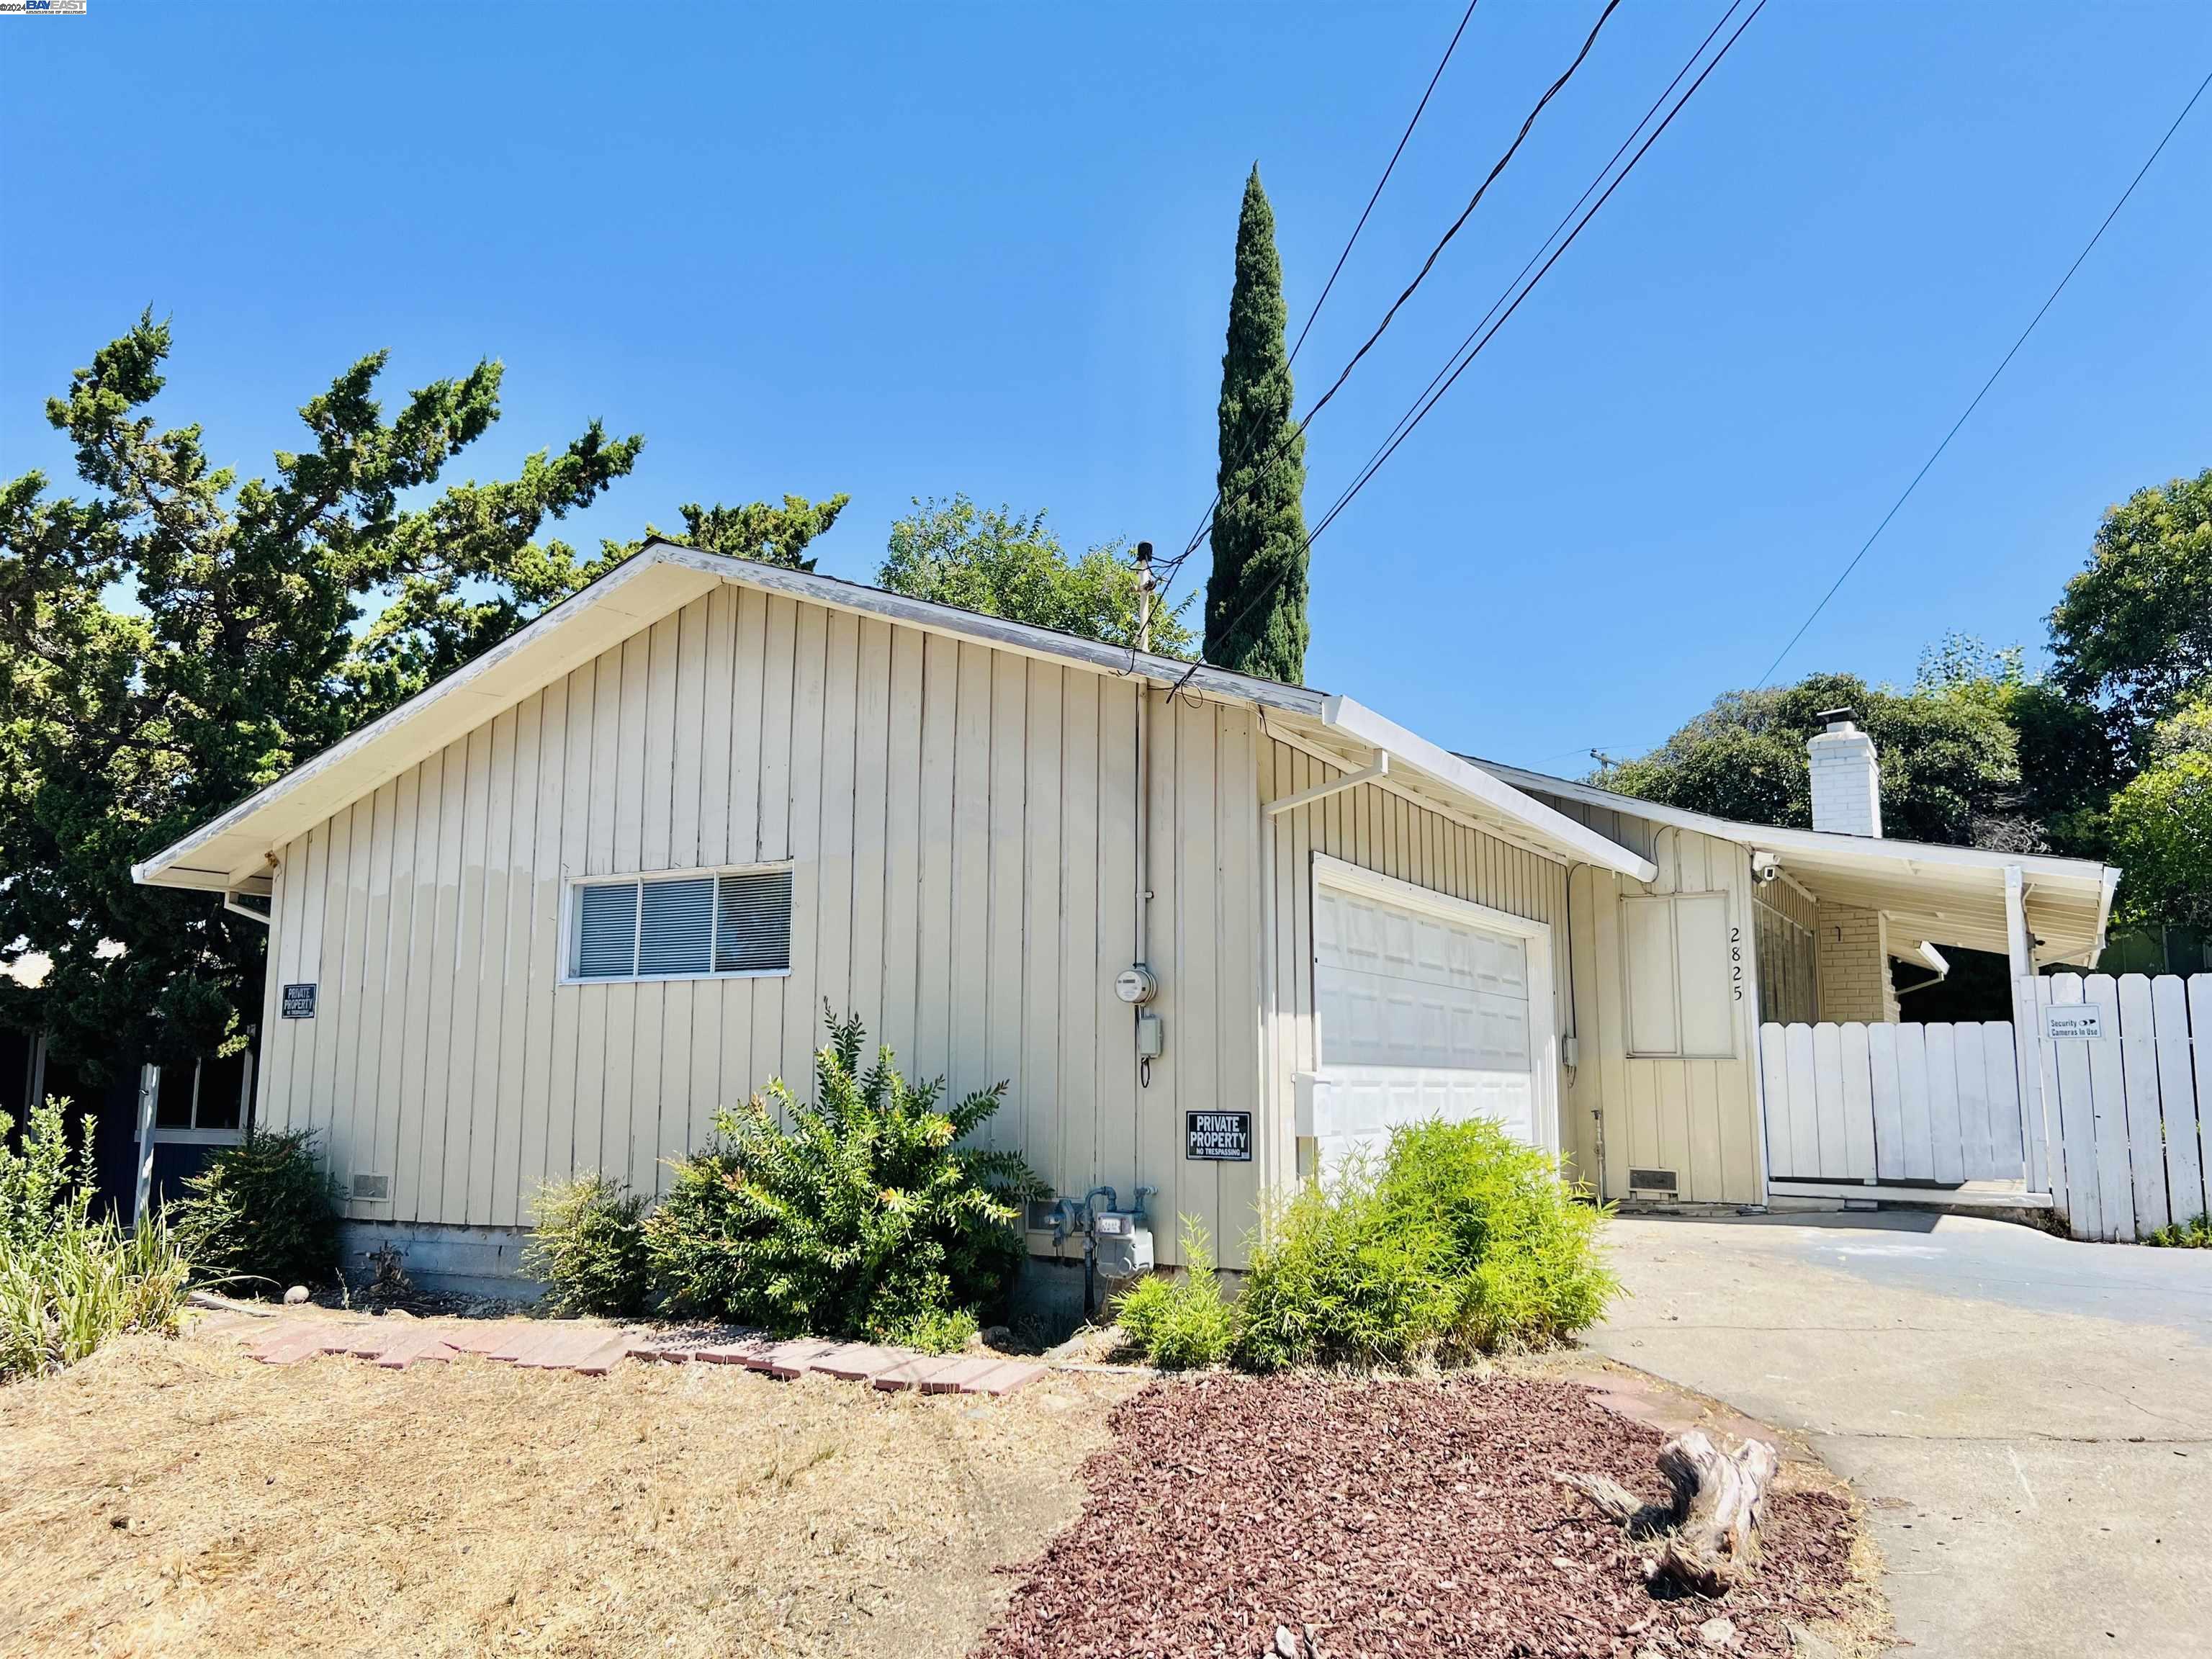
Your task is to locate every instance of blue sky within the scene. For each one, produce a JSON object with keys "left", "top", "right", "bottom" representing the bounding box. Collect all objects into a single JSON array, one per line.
[{"left": 4, "top": 1, "right": 2208, "bottom": 773}]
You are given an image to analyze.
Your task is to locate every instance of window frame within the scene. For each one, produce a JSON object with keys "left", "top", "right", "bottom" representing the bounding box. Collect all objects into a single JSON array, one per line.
[
  {"left": 559, "top": 861, "right": 796, "bottom": 986},
  {"left": 139, "top": 1051, "right": 254, "bottom": 1148}
]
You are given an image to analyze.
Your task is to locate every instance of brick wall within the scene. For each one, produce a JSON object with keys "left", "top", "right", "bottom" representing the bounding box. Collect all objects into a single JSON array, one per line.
[
  {"left": 1808, "top": 727, "right": 1882, "bottom": 837},
  {"left": 1815, "top": 903, "right": 1900, "bottom": 1022}
]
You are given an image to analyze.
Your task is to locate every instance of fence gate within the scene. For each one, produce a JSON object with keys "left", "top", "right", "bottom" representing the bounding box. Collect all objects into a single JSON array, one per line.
[
  {"left": 2023, "top": 973, "right": 2212, "bottom": 1244},
  {"left": 1759, "top": 1020, "right": 2027, "bottom": 1187}
]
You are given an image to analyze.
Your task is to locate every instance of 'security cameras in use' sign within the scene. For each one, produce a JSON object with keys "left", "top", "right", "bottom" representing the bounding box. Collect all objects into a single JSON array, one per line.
[{"left": 2042, "top": 1004, "right": 2104, "bottom": 1041}]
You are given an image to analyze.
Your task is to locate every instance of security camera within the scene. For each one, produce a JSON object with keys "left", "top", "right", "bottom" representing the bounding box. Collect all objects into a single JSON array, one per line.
[{"left": 1749, "top": 850, "right": 1781, "bottom": 884}]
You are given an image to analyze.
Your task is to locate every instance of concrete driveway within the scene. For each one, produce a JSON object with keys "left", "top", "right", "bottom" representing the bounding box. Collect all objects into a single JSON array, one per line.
[{"left": 1586, "top": 1212, "right": 2212, "bottom": 1659}]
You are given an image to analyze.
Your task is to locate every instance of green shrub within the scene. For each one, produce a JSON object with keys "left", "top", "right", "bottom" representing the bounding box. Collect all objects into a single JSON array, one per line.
[
  {"left": 0, "top": 1093, "right": 97, "bottom": 1254},
  {"left": 171, "top": 1128, "right": 341, "bottom": 1293},
  {"left": 888, "top": 1305, "right": 981, "bottom": 1355},
  {"left": 645, "top": 1004, "right": 1045, "bottom": 1344},
  {"left": 1234, "top": 1119, "right": 1617, "bottom": 1371},
  {"left": 1114, "top": 1216, "right": 1238, "bottom": 1369},
  {"left": 2144, "top": 1213, "right": 2212, "bottom": 1249},
  {"left": 1233, "top": 1152, "right": 1444, "bottom": 1372},
  {"left": 0, "top": 1097, "right": 192, "bottom": 1382},
  {"left": 523, "top": 1172, "right": 652, "bottom": 1316},
  {"left": 1376, "top": 1118, "right": 1618, "bottom": 1354}
]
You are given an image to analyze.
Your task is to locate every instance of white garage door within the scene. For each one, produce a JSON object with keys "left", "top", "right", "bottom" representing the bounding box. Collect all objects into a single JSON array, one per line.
[{"left": 1308, "top": 872, "right": 1542, "bottom": 1172}]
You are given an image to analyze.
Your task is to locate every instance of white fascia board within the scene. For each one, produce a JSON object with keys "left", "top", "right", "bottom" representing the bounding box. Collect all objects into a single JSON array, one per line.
[
  {"left": 1480, "top": 757, "right": 2114, "bottom": 896},
  {"left": 2090, "top": 866, "right": 2119, "bottom": 964},
  {"left": 1320, "top": 698, "right": 1658, "bottom": 882},
  {"left": 132, "top": 549, "right": 709, "bottom": 891},
  {"left": 662, "top": 544, "right": 1331, "bottom": 718}
]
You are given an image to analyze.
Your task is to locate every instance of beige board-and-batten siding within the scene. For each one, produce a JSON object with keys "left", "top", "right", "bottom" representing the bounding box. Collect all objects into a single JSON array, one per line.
[
  {"left": 1255, "top": 729, "right": 1573, "bottom": 1191},
  {"left": 255, "top": 581, "right": 1266, "bottom": 1267},
  {"left": 1538, "top": 795, "right": 1767, "bottom": 1205}
]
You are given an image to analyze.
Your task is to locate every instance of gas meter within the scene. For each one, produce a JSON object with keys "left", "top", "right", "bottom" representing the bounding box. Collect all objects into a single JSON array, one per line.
[{"left": 1091, "top": 1208, "right": 1155, "bottom": 1281}]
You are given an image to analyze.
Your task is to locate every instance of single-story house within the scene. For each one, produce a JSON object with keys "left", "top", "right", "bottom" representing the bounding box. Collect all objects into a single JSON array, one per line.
[{"left": 132, "top": 543, "right": 2118, "bottom": 1287}]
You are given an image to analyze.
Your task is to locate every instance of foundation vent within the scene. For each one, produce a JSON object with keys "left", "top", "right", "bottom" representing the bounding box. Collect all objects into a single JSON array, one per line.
[
  {"left": 351, "top": 1172, "right": 392, "bottom": 1202},
  {"left": 1627, "top": 1167, "right": 1678, "bottom": 1195}
]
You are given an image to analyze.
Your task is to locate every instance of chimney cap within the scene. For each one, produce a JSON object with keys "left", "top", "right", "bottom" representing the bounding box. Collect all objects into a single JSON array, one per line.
[{"left": 1814, "top": 706, "right": 1859, "bottom": 732}]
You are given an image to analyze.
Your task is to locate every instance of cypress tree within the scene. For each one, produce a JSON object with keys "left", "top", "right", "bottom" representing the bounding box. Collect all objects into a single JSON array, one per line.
[{"left": 1202, "top": 165, "right": 1310, "bottom": 683}]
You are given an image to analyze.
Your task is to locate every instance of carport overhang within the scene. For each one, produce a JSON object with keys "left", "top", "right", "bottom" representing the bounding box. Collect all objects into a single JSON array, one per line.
[
  {"left": 1478, "top": 763, "right": 2116, "bottom": 967},
  {"left": 1741, "top": 827, "right": 2115, "bottom": 966}
]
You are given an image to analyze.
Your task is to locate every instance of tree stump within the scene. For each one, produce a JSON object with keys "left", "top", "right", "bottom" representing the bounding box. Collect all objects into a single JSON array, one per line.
[{"left": 1557, "top": 1429, "right": 1779, "bottom": 1596}]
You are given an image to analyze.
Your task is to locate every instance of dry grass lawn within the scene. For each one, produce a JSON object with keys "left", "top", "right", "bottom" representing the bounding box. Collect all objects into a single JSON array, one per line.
[{"left": 0, "top": 1323, "right": 1138, "bottom": 1658}]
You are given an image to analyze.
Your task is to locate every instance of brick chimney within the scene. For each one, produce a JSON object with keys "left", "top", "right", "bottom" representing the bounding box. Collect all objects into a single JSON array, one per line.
[{"left": 1808, "top": 706, "right": 1881, "bottom": 837}]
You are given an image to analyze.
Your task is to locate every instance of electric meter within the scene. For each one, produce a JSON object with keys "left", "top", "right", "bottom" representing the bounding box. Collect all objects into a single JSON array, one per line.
[{"left": 1114, "top": 964, "right": 1159, "bottom": 1005}]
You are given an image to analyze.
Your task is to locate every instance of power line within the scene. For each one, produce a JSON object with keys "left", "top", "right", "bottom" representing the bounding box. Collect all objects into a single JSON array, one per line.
[
  {"left": 1159, "top": 0, "right": 1480, "bottom": 595},
  {"left": 1177, "top": 0, "right": 1766, "bottom": 696},
  {"left": 1750, "top": 65, "right": 2212, "bottom": 691},
  {"left": 1280, "top": 0, "right": 1624, "bottom": 454},
  {"left": 1339, "top": 0, "right": 1748, "bottom": 505},
  {"left": 1156, "top": 0, "right": 1487, "bottom": 602},
  {"left": 1306, "top": 0, "right": 1763, "bottom": 556},
  {"left": 1156, "top": 0, "right": 1624, "bottom": 603},
  {"left": 1287, "top": 0, "right": 1482, "bottom": 369}
]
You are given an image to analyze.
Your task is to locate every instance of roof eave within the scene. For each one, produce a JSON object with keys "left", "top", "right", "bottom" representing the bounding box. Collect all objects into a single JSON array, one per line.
[
  {"left": 1321, "top": 698, "right": 1658, "bottom": 882},
  {"left": 132, "top": 544, "right": 1335, "bottom": 894},
  {"left": 1482, "top": 757, "right": 2114, "bottom": 888},
  {"left": 645, "top": 542, "right": 1331, "bottom": 716},
  {"left": 132, "top": 548, "right": 711, "bottom": 891}
]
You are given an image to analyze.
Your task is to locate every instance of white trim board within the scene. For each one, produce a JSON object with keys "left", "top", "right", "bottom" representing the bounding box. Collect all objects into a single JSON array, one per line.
[
  {"left": 1326, "top": 703, "right": 1655, "bottom": 882},
  {"left": 1768, "top": 1179, "right": 2054, "bottom": 1210}
]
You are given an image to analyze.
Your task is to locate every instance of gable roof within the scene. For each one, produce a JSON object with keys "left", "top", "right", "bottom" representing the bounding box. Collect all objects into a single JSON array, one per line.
[
  {"left": 1477, "top": 758, "right": 2119, "bottom": 967},
  {"left": 133, "top": 542, "right": 1658, "bottom": 896}
]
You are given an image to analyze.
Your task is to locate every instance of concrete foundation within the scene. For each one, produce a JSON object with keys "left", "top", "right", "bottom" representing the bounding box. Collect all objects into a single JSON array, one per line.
[
  {"left": 338, "top": 1220, "right": 1153, "bottom": 1331},
  {"left": 338, "top": 1220, "right": 543, "bottom": 1303}
]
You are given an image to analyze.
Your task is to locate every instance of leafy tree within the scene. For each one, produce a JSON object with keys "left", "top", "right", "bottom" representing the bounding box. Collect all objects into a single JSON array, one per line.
[
  {"left": 611, "top": 493, "right": 850, "bottom": 572},
  {"left": 878, "top": 494, "right": 1194, "bottom": 654},
  {"left": 0, "top": 315, "right": 642, "bottom": 1077},
  {"left": 1605, "top": 671, "right": 2026, "bottom": 848},
  {"left": 2105, "top": 694, "right": 2212, "bottom": 930},
  {"left": 2148, "top": 691, "right": 2212, "bottom": 761},
  {"left": 1202, "top": 166, "right": 1310, "bottom": 684},
  {"left": 2050, "top": 469, "right": 2212, "bottom": 752},
  {"left": 1912, "top": 634, "right": 2119, "bottom": 858}
]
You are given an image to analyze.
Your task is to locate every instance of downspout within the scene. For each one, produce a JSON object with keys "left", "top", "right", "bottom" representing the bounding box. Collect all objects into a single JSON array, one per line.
[
  {"left": 1564, "top": 863, "right": 1603, "bottom": 1205},
  {"left": 1133, "top": 543, "right": 1154, "bottom": 1089}
]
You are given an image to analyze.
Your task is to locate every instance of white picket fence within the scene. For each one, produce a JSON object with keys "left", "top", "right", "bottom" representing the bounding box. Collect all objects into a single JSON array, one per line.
[
  {"left": 2025, "top": 973, "right": 2212, "bottom": 1243},
  {"left": 1759, "top": 1020, "right": 2026, "bottom": 1186}
]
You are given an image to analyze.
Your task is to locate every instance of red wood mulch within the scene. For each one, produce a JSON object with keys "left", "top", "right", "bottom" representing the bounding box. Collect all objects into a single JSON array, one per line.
[{"left": 981, "top": 1373, "right": 1862, "bottom": 1659}]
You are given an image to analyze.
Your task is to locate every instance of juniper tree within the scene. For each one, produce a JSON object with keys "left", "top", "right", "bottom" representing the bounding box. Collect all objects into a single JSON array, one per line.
[
  {"left": 0, "top": 315, "right": 644, "bottom": 1075},
  {"left": 1, "top": 317, "right": 852, "bottom": 1080},
  {"left": 1202, "top": 166, "right": 1310, "bottom": 684}
]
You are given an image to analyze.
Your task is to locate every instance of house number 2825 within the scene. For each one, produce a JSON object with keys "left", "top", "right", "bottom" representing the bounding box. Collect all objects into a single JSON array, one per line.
[{"left": 1730, "top": 927, "right": 1743, "bottom": 1001}]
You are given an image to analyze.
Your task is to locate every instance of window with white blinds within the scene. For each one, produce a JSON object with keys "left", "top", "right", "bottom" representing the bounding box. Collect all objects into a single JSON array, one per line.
[{"left": 569, "top": 868, "right": 793, "bottom": 981}]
